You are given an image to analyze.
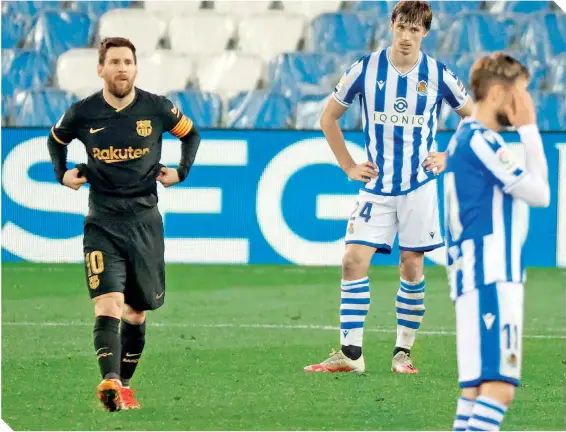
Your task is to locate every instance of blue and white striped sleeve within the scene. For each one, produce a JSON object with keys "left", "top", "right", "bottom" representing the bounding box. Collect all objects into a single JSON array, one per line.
[
  {"left": 332, "top": 58, "right": 365, "bottom": 107},
  {"left": 469, "top": 131, "right": 525, "bottom": 192},
  {"left": 440, "top": 65, "right": 469, "bottom": 111}
]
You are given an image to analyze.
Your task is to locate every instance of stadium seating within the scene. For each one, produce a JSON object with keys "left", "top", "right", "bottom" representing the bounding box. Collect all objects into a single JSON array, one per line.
[
  {"left": 308, "top": 13, "right": 375, "bottom": 55},
  {"left": 295, "top": 94, "right": 361, "bottom": 130},
  {"left": 143, "top": 0, "right": 203, "bottom": 19},
  {"left": 167, "top": 89, "right": 223, "bottom": 128},
  {"left": 12, "top": 88, "right": 77, "bottom": 127},
  {"left": 213, "top": 1, "right": 273, "bottom": 18},
  {"left": 227, "top": 89, "right": 292, "bottom": 129},
  {"left": 72, "top": 1, "right": 131, "bottom": 19},
  {"left": 268, "top": 52, "right": 339, "bottom": 102},
  {"left": 136, "top": 51, "right": 193, "bottom": 95},
  {"left": 196, "top": 52, "right": 263, "bottom": 101},
  {"left": 169, "top": 12, "right": 236, "bottom": 56},
  {"left": 1, "top": 1, "right": 61, "bottom": 17},
  {"left": 237, "top": 13, "right": 306, "bottom": 62},
  {"left": 2, "top": 50, "right": 52, "bottom": 96},
  {"left": 534, "top": 92, "right": 566, "bottom": 130},
  {"left": 438, "top": 12, "right": 516, "bottom": 54},
  {"left": 282, "top": 1, "right": 342, "bottom": 19},
  {"left": 490, "top": 1, "right": 550, "bottom": 14},
  {"left": 26, "top": 11, "right": 93, "bottom": 64},
  {"left": 2, "top": 14, "right": 29, "bottom": 49},
  {"left": 1, "top": 0, "right": 564, "bottom": 130},
  {"left": 98, "top": 9, "right": 166, "bottom": 56},
  {"left": 56, "top": 48, "right": 100, "bottom": 99},
  {"left": 517, "top": 12, "right": 566, "bottom": 62}
]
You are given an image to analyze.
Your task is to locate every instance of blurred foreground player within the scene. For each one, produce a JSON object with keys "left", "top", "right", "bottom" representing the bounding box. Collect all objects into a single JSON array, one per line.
[
  {"left": 47, "top": 37, "right": 201, "bottom": 411},
  {"left": 444, "top": 53, "right": 549, "bottom": 431}
]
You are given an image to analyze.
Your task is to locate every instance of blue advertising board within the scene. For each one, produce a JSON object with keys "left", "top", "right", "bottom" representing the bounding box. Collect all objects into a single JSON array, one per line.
[{"left": 2, "top": 129, "right": 564, "bottom": 267}]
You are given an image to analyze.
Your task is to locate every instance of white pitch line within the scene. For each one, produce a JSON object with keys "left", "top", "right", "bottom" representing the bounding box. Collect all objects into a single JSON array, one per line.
[{"left": 3, "top": 321, "right": 565, "bottom": 340}]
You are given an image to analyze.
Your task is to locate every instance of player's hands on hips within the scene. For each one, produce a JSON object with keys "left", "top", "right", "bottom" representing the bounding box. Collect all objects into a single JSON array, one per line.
[
  {"left": 156, "top": 166, "right": 180, "bottom": 187},
  {"left": 505, "top": 87, "right": 536, "bottom": 127},
  {"left": 62, "top": 168, "right": 87, "bottom": 190},
  {"left": 345, "top": 161, "right": 378, "bottom": 183},
  {"left": 423, "top": 151, "right": 447, "bottom": 175}
]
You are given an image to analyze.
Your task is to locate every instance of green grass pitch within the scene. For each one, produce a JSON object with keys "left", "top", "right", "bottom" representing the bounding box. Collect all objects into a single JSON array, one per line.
[{"left": 2, "top": 263, "right": 564, "bottom": 430}]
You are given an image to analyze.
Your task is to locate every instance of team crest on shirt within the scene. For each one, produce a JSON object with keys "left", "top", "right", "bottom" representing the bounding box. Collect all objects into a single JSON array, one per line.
[
  {"left": 416, "top": 80, "right": 428, "bottom": 96},
  {"left": 136, "top": 120, "right": 152, "bottom": 137}
]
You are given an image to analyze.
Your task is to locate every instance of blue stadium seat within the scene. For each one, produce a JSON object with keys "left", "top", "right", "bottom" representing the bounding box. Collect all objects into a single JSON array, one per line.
[
  {"left": 268, "top": 53, "right": 339, "bottom": 102},
  {"left": 438, "top": 102, "right": 461, "bottom": 131},
  {"left": 13, "top": 88, "right": 77, "bottom": 127},
  {"left": 1, "top": 1, "right": 61, "bottom": 17},
  {"left": 351, "top": 1, "right": 391, "bottom": 26},
  {"left": 2, "top": 14, "right": 30, "bottom": 49},
  {"left": 167, "top": 90, "right": 222, "bottom": 128},
  {"left": 438, "top": 12, "right": 516, "bottom": 54},
  {"left": 1, "top": 50, "right": 52, "bottom": 96},
  {"left": 432, "top": 1, "right": 480, "bottom": 15},
  {"left": 548, "top": 54, "right": 566, "bottom": 92},
  {"left": 534, "top": 92, "right": 566, "bottom": 130},
  {"left": 295, "top": 94, "right": 361, "bottom": 130},
  {"left": 492, "top": 1, "right": 550, "bottom": 13},
  {"left": 2, "top": 93, "right": 13, "bottom": 119},
  {"left": 26, "top": 11, "right": 92, "bottom": 64},
  {"left": 309, "top": 13, "right": 375, "bottom": 55},
  {"left": 71, "top": 1, "right": 131, "bottom": 19},
  {"left": 227, "top": 89, "right": 292, "bottom": 129},
  {"left": 518, "top": 13, "right": 566, "bottom": 62}
]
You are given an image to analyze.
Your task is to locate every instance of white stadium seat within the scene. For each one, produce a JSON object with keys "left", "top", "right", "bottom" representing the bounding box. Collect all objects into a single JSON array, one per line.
[
  {"left": 281, "top": 1, "right": 341, "bottom": 19},
  {"left": 196, "top": 52, "right": 263, "bottom": 100},
  {"left": 237, "top": 13, "right": 305, "bottom": 62},
  {"left": 56, "top": 48, "right": 101, "bottom": 99},
  {"left": 143, "top": 1, "right": 203, "bottom": 19},
  {"left": 213, "top": 1, "right": 272, "bottom": 18},
  {"left": 98, "top": 9, "right": 166, "bottom": 56},
  {"left": 169, "top": 12, "right": 236, "bottom": 55},
  {"left": 136, "top": 51, "right": 193, "bottom": 95}
]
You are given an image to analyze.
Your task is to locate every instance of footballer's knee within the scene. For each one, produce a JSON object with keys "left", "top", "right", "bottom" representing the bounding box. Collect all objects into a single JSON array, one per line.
[
  {"left": 461, "top": 387, "right": 479, "bottom": 401},
  {"left": 122, "top": 303, "right": 146, "bottom": 324},
  {"left": 399, "top": 251, "right": 425, "bottom": 282},
  {"left": 93, "top": 292, "right": 124, "bottom": 319},
  {"left": 342, "top": 245, "right": 373, "bottom": 280},
  {"left": 479, "top": 381, "right": 516, "bottom": 406}
]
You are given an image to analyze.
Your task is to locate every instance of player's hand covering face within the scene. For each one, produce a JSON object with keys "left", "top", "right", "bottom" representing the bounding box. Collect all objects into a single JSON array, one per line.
[
  {"left": 391, "top": 20, "right": 428, "bottom": 56},
  {"left": 98, "top": 47, "right": 137, "bottom": 98},
  {"left": 502, "top": 79, "right": 536, "bottom": 128}
]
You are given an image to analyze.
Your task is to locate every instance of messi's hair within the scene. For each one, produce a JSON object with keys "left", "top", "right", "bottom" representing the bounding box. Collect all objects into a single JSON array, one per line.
[
  {"left": 469, "top": 52, "right": 530, "bottom": 101},
  {"left": 98, "top": 37, "right": 137, "bottom": 65},
  {"left": 391, "top": 1, "right": 432, "bottom": 31}
]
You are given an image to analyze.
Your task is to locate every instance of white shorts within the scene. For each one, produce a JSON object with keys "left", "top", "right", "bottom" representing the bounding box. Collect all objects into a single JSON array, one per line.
[
  {"left": 456, "top": 282, "right": 524, "bottom": 388},
  {"left": 344, "top": 179, "right": 443, "bottom": 254}
]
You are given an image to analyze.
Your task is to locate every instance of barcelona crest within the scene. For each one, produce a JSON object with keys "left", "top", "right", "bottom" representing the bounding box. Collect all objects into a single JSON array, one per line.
[{"left": 136, "top": 120, "right": 152, "bottom": 137}]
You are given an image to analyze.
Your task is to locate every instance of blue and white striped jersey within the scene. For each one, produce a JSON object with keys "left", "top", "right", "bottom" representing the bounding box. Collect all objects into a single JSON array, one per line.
[
  {"left": 333, "top": 47, "right": 468, "bottom": 196},
  {"left": 444, "top": 119, "right": 530, "bottom": 301}
]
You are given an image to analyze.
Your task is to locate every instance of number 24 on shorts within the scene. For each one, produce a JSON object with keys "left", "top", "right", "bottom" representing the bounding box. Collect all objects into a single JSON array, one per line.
[{"left": 350, "top": 202, "right": 373, "bottom": 222}]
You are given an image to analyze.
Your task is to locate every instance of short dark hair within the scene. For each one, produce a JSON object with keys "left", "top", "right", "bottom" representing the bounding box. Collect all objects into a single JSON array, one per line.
[
  {"left": 391, "top": 1, "right": 433, "bottom": 31},
  {"left": 469, "top": 52, "right": 530, "bottom": 101},
  {"left": 98, "top": 37, "right": 137, "bottom": 65}
]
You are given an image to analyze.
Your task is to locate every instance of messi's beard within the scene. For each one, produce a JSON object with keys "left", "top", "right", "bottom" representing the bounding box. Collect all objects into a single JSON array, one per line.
[{"left": 107, "top": 78, "right": 134, "bottom": 99}]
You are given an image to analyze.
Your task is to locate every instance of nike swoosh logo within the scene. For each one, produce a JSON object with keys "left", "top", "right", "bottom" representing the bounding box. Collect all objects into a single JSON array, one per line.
[
  {"left": 96, "top": 347, "right": 109, "bottom": 354},
  {"left": 156, "top": 292, "right": 164, "bottom": 300},
  {"left": 125, "top": 352, "right": 141, "bottom": 357},
  {"left": 90, "top": 127, "right": 105, "bottom": 134}
]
